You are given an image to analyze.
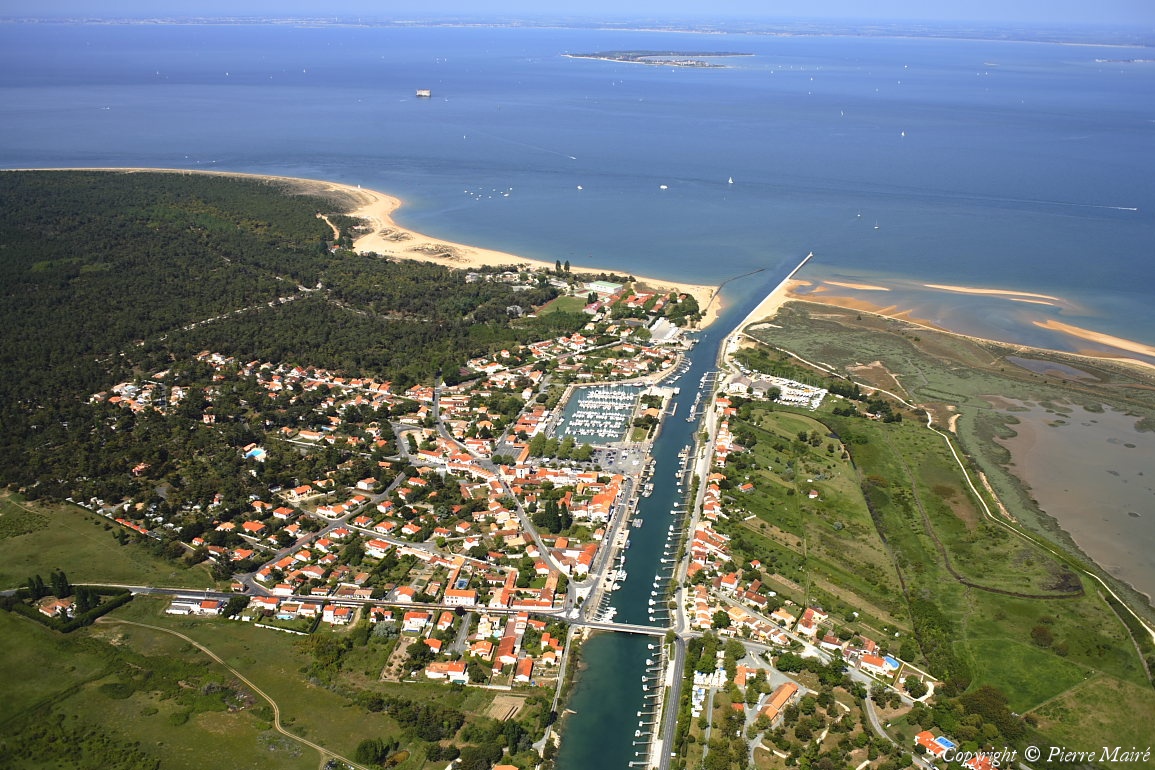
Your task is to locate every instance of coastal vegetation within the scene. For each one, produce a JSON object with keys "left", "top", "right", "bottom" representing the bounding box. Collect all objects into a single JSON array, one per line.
[
  {"left": 728, "top": 303, "right": 1155, "bottom": 764},
  {"left": 748, "top": 302, "right": 1155, "bottom": 622}
]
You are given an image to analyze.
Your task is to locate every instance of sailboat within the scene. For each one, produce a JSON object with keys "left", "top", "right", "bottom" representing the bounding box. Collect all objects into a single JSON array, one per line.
[{"left": 727, "top": 176, "right": 734, "bottom": 185}]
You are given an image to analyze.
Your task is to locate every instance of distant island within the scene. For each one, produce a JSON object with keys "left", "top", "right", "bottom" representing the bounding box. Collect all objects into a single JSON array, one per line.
[{"left": 564, "top": 50, "right": 753, "bottom": 68}]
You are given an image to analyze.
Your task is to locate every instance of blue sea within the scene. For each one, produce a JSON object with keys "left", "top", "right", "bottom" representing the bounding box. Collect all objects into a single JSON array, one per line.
[{"left": 2, "top": 22, "right": 1154, "bottom": 360}]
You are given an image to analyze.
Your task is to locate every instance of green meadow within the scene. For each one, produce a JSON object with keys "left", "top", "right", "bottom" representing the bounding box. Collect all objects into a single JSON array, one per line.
[{"left": 0, "top": 492, "right": 214, "bottom": 591}]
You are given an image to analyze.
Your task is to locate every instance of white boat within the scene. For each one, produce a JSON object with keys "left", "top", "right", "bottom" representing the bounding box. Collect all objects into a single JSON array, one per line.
[{"left": 728, "top": 176, "right": 734, "bottom": 184}]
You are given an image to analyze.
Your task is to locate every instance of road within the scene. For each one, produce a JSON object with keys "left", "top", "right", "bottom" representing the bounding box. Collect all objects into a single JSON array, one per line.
[{"left": 656, "top": 636, "right": 686, "bottom": 770}]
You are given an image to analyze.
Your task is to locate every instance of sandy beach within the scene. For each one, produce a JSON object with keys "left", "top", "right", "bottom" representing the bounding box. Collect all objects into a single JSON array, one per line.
[
  {"left": 731, "top": 252, "right": 817, "bottom": 333},
  {"left": 320, "top": 179, "right": 723, "bottom": 328},
  {"left": 24, "top": 167, "right": 722, "bottom": 329},
  {"left": 737, "top": 278, "right": 811, "bottom": 330}
]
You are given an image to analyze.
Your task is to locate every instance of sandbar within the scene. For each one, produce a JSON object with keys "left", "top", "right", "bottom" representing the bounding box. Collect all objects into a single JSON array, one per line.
[
  {"left": 922, "top": 282, "right": 1065, "bottom": 305},
  {"left": 922, "top": 282, "right": 1063, "bottom": 301},
  {"left": 15, "top": 167, "right": 721, "bottom": 329},
  {"left": 1032, "top": 319, "right": 1155, "bottom": 367},
  {"left": 824, "top": 280, "right": 891, "bottom": 292}
]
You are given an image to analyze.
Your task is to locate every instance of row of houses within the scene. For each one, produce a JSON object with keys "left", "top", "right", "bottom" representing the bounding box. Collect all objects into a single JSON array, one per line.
[
  {"left": 727, "top": 372, "right": 827, "bottom": 411},
  {"left": 415, "top": 610, "right": 564, "bottom": 687}
]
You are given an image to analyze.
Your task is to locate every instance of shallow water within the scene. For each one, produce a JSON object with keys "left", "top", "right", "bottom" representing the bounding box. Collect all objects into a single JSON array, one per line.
[{"left": 995, "top": 401, "right": 1155, "bottom": 601}]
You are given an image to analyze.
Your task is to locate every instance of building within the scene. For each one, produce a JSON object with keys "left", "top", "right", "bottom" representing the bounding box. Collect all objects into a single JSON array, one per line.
[
  {"left": 760, "top": 682, "right": 799, "bottom": 726},
  {"left": 585, "top": 280, "right": 623, "bottom": 295},
  {"left": 913, "top": 731, "right": 955, "bottom": 760},
  {"left": 425, "top": 660, "right": 468, "bottom": 684}
]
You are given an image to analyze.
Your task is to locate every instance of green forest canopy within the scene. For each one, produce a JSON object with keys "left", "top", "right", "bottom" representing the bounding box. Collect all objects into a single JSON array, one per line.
[{"left": 0, "top": 170, "right": 586, "bottom": 493}]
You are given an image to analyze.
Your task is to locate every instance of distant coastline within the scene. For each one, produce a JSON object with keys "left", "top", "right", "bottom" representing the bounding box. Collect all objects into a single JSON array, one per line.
[
  {"left": 563, "top": 50, "right": 753, "bottom": 68},
  {"left": 2, "top": 17, "right": 1148, "bottom": 48}
]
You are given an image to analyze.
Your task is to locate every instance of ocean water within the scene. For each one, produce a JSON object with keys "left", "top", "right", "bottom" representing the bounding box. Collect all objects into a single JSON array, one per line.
[{"left": 2, "top": 22, "right": 1154, "bottom": 360}]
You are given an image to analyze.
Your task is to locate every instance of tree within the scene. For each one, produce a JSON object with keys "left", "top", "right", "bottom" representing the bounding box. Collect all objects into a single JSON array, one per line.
[
  {"left": 712, "top": 610, "right": 732, "bottom": 629},
  {"left": 468, "top": 660, "right": 489, "bottom": 683},
  {"left": 411, "top": 641, "right": 436, "bottom": 669},
  {"left": 25, "top": 574, "right": 47, "bottom": 599},
  {"left": 904, "top": 675, "right": 928, "bottom": 699},
  {"left": 959, "top": 685, "right": 1025, "bottom": 740},
  {"left": 354, "top": 737, "right": 393, "bottom": 764},
  {"left": 458, "top": 743, "right": 503, "bottom": 770},
  {"left": 222, "top": 595, "right": 250, "bottom": 618},
  {"left": 50, "top": 569, "right": 72, "bottom": 599},
  {"left": 74, "top": 585, "right": 98, "bottom": 613}
]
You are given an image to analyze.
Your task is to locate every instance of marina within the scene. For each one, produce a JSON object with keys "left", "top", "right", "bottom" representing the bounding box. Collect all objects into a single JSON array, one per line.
[
  {"left": 556, "top": 262, "right": 792, "bottom": 770},
  {"left": 555, "top": 384, "right": 642, "bottom": 444}
]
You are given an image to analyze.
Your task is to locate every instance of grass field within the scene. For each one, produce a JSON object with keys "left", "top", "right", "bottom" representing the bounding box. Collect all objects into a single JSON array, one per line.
[
  {"left": 0, "top": 608, "right": 315, "bottom": 770},
  {"left": 0, "top": 492, "right": 214, "bottom": 591},
  {"left": 964, "top": 637, "right": 1088, "bottom": 713},
  {"left": 0, "top": 612, "right": 113, "bottom": 725},
  {"left": 1029, "top": 673, "right": 1155, "bottom": 764},
  {"left": 539, "top": 294, "right": 588, "bottom": 315},
  {"left": 109, "top": 597, "right": 520, "bottom": 766},
  {"left": 718, "top": 404, "right": 910, "bottom": 633}
]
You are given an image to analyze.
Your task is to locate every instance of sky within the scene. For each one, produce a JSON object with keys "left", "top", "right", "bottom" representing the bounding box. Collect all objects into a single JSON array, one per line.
[{"left": 5, "top": 0, "right": 1154, "bottom": 26}]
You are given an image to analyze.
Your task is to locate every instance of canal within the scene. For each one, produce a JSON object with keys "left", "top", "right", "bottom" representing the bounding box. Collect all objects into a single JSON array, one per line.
[{"left": 555, "top": 259, "right": 799, "bottom": 770}]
